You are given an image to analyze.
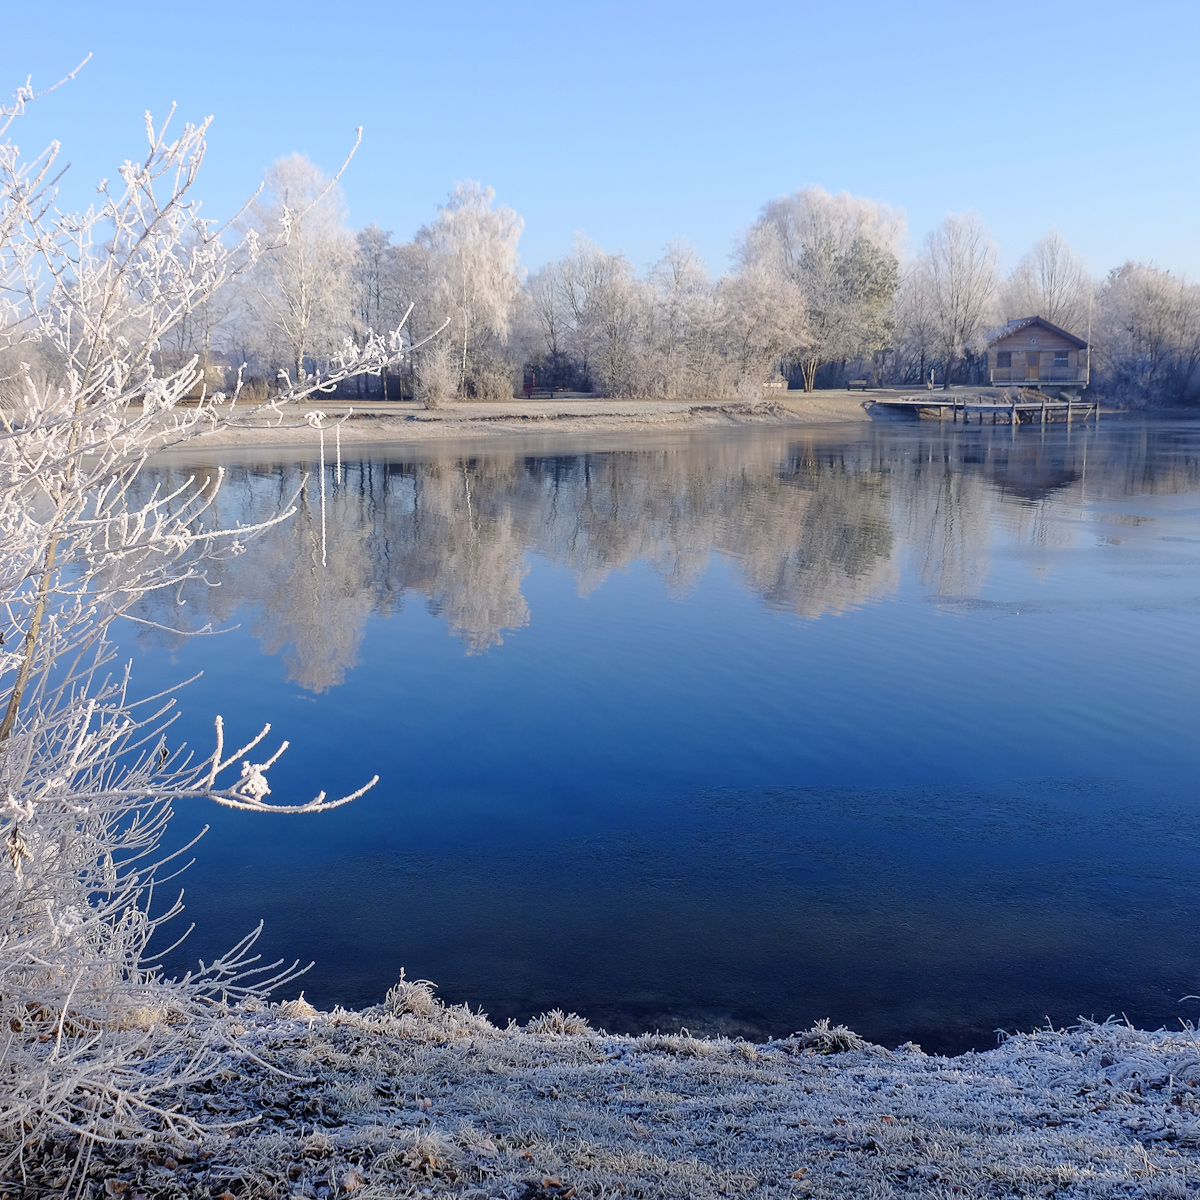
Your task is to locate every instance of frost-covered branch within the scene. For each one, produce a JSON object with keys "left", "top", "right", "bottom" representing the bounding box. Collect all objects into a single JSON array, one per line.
[{"left": 0, "top": 74, "right": 400, "bottom": 1170}]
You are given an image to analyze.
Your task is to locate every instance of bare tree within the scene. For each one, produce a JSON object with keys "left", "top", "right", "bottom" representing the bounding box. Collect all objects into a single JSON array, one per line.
[
  {"left": 1001, "top": 229, "right": 1093, "bottom": 334},
  {"left": 559, "top": 238, "right": 649, "bottom": 397},
  {"left": 892, "top": 264, "right": 939, "bottom": 384},
  {"left": 517, "top": 260, "right": 576, "bottom": 390},
  {"left": 920, "top": 212, "right": 998, "bottom": 388},
  {"left": 352, "top": 223, "right": 416, "bottom": 398},
  {"left": 0, "top": 83, "right": 424, "bottom": 1165}
]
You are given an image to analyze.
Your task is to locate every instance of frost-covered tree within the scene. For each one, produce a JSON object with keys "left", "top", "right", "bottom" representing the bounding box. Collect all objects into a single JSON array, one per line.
[
  {"left": 716, "top": 257, "right": 807, "bottom": 395},
  {"left": 919, "top": 212, "right": 998, "bottom": 387},
  {"left": 1093, "top": 262, "right": 1200, "bottom": 405},
  {"left": 0, "top": 80, "right": 424, "bottom": 1165},
  {"left": 515, "top": 259, "right": 582, "bottom": 391},
  {"left": 246, "top": 153, "right": 356, "bottom": 383},
  {"left": 741, "top": 187, "right": 903, "bottom": 391},
  {"left": 892, "top": 265, "right": 940, "bottom": 384},
  {"left": 559, "top": 238, "right": 649, "bottom": 397},
  {"left": 644, "top": 243, "right": 725, "bottom": 398},
  {"left": 415, "top": 181, "right": 523, "bottom": 399},
  {"left": 1001, "top": 229, "right": 1093, "bottom": 335},
  {"left": 351, "top": 223, "right": 416, "bottom": 398}
]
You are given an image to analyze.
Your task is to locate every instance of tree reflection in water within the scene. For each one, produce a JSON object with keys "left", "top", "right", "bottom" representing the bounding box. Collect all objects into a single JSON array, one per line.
[{"left": 132, "top": 423, "right": 1200, "bottom": 693}]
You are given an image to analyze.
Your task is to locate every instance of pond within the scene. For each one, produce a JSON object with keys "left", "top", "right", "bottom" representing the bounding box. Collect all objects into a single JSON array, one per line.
[{"left": 125, "top": 418, "right": 1200, "bottom": 1055}]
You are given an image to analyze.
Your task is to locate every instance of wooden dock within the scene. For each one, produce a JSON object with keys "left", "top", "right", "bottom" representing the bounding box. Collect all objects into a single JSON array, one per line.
[{"left": 868, "top": 393, "right": 1099, "bottom": 426}]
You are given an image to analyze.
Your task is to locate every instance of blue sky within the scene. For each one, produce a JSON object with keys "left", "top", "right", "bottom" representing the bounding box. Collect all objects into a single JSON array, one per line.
[{"left": 3, "top": 0, "right": 1197, "bottom": 278}]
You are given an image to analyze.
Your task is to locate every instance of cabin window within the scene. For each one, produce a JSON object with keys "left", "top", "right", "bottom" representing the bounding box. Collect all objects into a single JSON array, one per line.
[
  {"left": 1054, "top": 350, "right": 1069, "bottom": 367},
  {"left": 996, "top": 351, "right": 1012, "bottom": 368}
]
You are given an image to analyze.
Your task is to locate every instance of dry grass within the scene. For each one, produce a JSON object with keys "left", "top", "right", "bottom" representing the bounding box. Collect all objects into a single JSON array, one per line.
[{"left": 5, "top": 985, "right": 1199, "bottom": 1199}]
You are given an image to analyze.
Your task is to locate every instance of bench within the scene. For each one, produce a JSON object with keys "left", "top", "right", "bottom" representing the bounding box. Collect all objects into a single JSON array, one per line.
[{"left": 847, "top": 379, "right": 869, "bottom": 391}]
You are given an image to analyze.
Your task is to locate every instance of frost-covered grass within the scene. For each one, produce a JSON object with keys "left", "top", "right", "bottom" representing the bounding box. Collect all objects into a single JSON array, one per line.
[{"left": 8, "top": 986, "right": 1198, "bottom": 1199}]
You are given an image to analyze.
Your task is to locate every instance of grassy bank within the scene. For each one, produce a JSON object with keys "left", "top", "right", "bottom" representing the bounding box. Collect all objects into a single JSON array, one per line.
[{"left": 10, "top": 980, "right": 1199, "bottom": 1200}]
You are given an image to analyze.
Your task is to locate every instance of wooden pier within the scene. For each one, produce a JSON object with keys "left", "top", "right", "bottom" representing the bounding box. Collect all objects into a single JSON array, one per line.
[{"left": 868, "top": 392, "right": 1099, "bottom": 426}]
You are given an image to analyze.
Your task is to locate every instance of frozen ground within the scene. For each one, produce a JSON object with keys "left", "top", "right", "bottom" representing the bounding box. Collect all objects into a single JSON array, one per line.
[
  {"left": 14, "top": 982, "right": 1200, "bottom": 1199},
  {"left": 151, "top": 393, "right": 873, "bottom": 452}
]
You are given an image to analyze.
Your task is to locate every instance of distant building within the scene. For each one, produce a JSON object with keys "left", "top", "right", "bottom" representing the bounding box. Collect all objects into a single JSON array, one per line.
[{"left": 986, "top": 316, "right": 1088, "bottom": 388}]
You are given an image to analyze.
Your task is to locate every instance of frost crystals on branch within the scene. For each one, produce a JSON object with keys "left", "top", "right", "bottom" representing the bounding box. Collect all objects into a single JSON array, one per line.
[{"left": 0, "top": 72, "right": 398, "bottom": 1172}]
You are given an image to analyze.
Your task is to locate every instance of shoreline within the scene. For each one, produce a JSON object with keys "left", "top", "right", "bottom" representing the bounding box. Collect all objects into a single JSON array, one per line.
[
  {"left": 151, "top": 394, "right": 1190, "bottom": 457},
  {"left": 160, "top": 394, "right": 875, "bottom": 452}
]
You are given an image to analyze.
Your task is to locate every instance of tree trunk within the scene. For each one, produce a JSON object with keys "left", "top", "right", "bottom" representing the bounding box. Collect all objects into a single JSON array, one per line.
[
  {"left": 0, "top": 534, "right": 58, "bottom": 742},
  {"left": 802, "top": 357, "right": 819, "bottom": 392}
]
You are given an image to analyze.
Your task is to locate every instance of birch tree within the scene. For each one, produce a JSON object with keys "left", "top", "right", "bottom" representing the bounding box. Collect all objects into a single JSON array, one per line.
[
  {"left": 247, "top": 153, "right": 356, "bottom": 383},
  {"left": 415, "top": 181, "right": 523, "bottom": 398}
]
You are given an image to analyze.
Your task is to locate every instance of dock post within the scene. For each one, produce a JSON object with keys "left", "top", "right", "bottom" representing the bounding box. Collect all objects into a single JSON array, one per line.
[
  {"left": 1066, "top": 398, "right": 1073, "bottom": 425},
  {"left": 1011, "top": 402, "right": 1017, "bottom": 427},
  {"left": 1041, "top": 401, "right": 1047, "bottom": 425}
]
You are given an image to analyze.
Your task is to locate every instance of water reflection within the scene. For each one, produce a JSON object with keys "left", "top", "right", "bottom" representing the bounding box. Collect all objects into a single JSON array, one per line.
[
  {"left": 138, "top": 423, "right": 1200, "bottom": 692},
  {"left": 128, "top": 420, "right": 1200, "bottom": 1052}
]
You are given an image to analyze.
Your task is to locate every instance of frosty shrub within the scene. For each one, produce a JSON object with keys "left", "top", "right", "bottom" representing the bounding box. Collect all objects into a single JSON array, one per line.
[
  {"left": 415, "top": 337, "right": 459, "bottom": 408},
  {"left": 0, "top": 72, "right": 428, "bottom": 1169},
  {"left": 384, "top": 970, "right": 439, "bottom": 1018}
]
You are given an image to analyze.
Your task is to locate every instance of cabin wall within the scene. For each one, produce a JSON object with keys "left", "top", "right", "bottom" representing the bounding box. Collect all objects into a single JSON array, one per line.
[{"left": 989, "top": 326, "right": 1086, "bottom": 383}]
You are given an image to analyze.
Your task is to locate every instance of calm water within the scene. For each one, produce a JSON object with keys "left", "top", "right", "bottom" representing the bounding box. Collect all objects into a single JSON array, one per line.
[{"left": 125, "top": 419, "right": 1200, "bottom": 1054}]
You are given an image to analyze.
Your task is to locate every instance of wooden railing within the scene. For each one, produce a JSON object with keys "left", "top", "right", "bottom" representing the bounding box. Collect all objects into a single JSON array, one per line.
[{"left": 989, "top": 366, "right": 1087, "bottom": 385}]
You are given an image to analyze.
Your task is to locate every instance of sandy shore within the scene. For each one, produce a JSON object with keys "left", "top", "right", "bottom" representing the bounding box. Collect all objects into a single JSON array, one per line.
[
  {"left": 15, "top": 986, "right": 1199, "bottom": 1199},
  {"left": 168, "top": 393, "right": 875, "bottom": 452}
]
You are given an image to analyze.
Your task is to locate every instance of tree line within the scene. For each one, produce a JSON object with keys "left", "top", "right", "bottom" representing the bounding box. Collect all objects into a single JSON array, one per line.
[{"left": 173, "top": 155, "right": 1200, "bottom": 407}]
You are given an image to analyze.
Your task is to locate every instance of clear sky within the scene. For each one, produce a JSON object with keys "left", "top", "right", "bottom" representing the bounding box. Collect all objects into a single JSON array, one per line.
[{"left": 3, "top": 0, "right": 1197, "bottom": 279}]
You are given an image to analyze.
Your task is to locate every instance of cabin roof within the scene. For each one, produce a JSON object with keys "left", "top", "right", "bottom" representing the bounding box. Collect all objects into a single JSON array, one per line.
[{"left": 986, "top": 315, "right": 1088, "bottom": 349}]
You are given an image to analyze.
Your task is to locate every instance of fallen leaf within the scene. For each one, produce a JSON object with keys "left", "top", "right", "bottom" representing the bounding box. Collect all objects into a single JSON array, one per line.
[
  {"left": 791, "top": 1168, "right": 808, "bottom": 1178},
  {"left": 340, "top": 1168, "right": 364, "bottom": 1192},
  {"left": 543, "top": 1177, "right": 563, "bottom": 1188}
]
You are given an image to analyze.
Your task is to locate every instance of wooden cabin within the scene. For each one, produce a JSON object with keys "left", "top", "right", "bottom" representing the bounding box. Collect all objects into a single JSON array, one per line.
[{"left": 986, "top": 316, "right": 1088, "bottom": 387}]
